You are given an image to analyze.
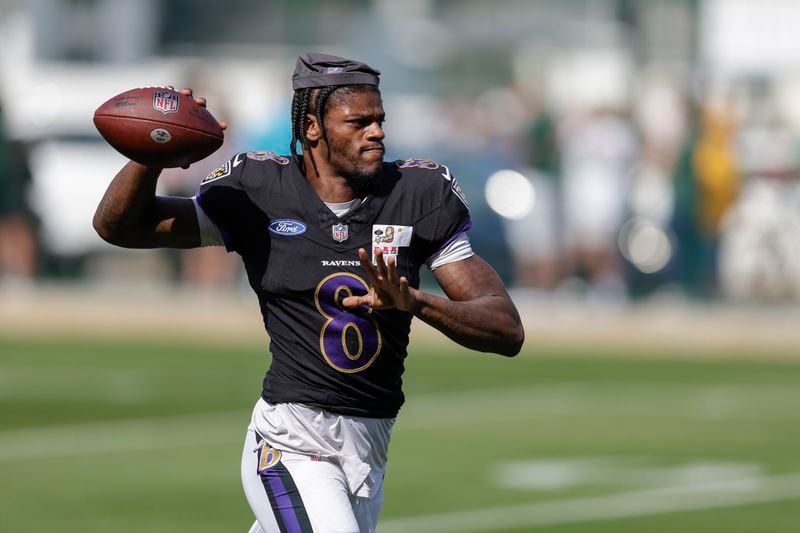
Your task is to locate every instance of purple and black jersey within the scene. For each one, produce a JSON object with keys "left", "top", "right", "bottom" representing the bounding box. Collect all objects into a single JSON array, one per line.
[{"left": 196, "top": 152, "right": 471, "bottom": 418}]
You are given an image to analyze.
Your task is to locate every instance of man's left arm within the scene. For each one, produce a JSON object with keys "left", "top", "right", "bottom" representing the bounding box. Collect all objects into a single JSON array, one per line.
[
  {"left": 344, "top": 248, "right": 524, "bottom": 356},
  {"left": 415, "top": 254, "right": 524, "bottom": 356}
]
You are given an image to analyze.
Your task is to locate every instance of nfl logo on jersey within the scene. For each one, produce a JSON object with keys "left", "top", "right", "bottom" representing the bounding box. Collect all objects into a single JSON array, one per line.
[{"left": 332, "top": 223, "right": 349, "bottom": 243}]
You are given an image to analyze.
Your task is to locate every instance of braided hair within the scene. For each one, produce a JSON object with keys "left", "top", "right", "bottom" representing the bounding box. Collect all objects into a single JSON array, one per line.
[{"left": 289, "top": 85, "right": 375, "bottom": 171}]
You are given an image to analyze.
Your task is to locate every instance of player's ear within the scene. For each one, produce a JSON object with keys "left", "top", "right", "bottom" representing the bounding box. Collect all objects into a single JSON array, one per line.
[{"left": 305, "top": 114, "right": 321, "bottom": 142}]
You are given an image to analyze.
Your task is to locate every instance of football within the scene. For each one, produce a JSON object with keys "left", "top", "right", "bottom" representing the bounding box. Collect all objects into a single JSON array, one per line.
[{"left": 93, "top": 87, "right": 224, "bottom": 168}]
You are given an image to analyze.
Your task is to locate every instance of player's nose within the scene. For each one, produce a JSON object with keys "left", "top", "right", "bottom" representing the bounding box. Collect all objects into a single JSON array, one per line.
[{"left": 366, "top": 121, "right": 385, "bottom": 141}]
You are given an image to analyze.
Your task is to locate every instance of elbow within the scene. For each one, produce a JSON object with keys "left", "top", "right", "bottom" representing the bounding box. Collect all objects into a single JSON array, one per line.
[
  {"left": 93, "top": 212, "right": 117, "bottom": 244},
  {"left": 482, "top": 321, "right": 524, "bottom": 357},
  {"left": 500, "top": 324, "right": 525, "bottom": 357},
  {"left": 93, "top": 217, "right": 111, "bottom": 243},
  {"left": 93, "top": 211, "right": 131, "bottom": 247}
]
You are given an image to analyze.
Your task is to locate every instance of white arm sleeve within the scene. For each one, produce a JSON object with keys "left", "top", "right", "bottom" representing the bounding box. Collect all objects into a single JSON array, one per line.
[
  {"left": 192, "top": 196, "right": 225, "bottom": 247},
  {"left": 426, "top": 232, "right": 474, "bottom": 270}
]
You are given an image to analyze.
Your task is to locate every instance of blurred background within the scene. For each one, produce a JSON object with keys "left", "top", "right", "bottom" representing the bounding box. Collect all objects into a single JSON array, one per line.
[
  {"left": 3, "top": 1, "right": 800, "bottom": 532},
  {"left": 2, "top": 0, "right": 800, "bottom": 304}
]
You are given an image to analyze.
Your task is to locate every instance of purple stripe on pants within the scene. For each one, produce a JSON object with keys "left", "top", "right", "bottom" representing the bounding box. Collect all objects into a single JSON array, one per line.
[{"left": 264, "top": 468, "right": 304, "bottom": 533}]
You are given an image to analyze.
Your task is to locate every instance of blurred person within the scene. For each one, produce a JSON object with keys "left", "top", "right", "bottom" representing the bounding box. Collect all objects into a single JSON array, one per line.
[
  {"left": 93, "top": 53, "right": 524, "bottom": 533},
  {"left": 621, "top": 143, "right": 679, "bottom": 298},
  {"left": 0, "top": 104, "right": 37, "bottom": 283},
  {"left": 672, "top": 102, "right": 740, "bottom": 298},
  {"left": 558, "top": 108, "right": 638, "bottom": 301},
  {"left": 634, "top": 77, "right": 688, "bottom": 167},
  {"left": 718, "top": 79, "right": 799, "bottom": 300},
  {"left": 693, "top": 108, "right": 740, "bottom": 243},
  {"left": 719, "top": 177, "right": 800, "bottom": 300},
  {"left": 506, "top": 104, "right": 562, "bottom": 290}
]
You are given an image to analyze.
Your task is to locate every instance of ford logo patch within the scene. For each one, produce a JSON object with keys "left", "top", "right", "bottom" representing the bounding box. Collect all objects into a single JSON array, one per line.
[{"left": 269, "top": 219, "right": 307, "bottom": 236}]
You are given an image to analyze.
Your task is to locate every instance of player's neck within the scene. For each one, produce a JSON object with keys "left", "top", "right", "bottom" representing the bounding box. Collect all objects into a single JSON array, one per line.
[
  {"left": 303, "top": 152, "right": 357, "bottom": 203},
  {"left": 309, "top": 174, "right": 358, "bottom": 203}
]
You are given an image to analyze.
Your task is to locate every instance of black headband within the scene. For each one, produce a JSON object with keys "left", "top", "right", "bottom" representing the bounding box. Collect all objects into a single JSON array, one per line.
[{"left": 291, "top": 52, "right": 380, "bottom": 90}]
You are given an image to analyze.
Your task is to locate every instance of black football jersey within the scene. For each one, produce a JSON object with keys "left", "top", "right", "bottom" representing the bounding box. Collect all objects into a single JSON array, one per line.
[{"left": 196, "top": 152, "right": 471, "bottom": 418}]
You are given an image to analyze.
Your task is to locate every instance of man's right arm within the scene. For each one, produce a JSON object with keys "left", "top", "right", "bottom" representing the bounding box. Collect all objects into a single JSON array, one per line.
[{"left": 93, "top": 161, "right": 201, "bottom": 249}]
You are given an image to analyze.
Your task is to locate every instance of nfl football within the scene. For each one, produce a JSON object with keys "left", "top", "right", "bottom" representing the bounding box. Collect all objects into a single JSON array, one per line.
[{"left": 93, "top": 87, "right": 224, "bottom": 168}]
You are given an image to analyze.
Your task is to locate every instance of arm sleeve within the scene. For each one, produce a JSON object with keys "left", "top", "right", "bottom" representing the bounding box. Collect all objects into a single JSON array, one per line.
[
  {"left": 426, "top": 232, "right": 474, "bottom": 270},
  {"left": 192, "top": 197, "right": 224, "bottom": 247},
  {"left": 414, "top": 164, "right": 473, "bottom": 266},
  {"left": 194, "top": 153, "right": 265, "bottom": 253}
]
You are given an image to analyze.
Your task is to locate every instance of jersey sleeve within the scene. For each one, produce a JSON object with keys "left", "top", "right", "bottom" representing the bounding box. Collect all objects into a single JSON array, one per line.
[
  {"left": 194, "top": 152, "right": 263, "bottom": 253},
  {"left": 192, "top": 197, "right": 224, "bottom": 247},
  {"left": 412, "top": 164, "right": 473, "bottom": 264},
  {"left": 426, "top": 232, "right": 474, "bottom": 270}
]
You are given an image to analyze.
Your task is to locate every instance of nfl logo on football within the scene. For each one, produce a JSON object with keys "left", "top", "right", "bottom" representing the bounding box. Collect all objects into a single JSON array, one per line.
[
  {"left": 332, "top": 223, "right": 348, "bottom": 243},
  {"left": 153, "top": 91, "right": 180, "bottom": 114}
]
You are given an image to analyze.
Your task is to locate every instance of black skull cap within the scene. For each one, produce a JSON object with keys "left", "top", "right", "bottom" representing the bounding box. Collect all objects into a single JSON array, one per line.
[{"left": 292, "top": 52, "right": 380, "bottom": 90}]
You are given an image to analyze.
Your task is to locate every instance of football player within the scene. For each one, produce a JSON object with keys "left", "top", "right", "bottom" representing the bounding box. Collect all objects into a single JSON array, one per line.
[{"left": 94, "top": 52, "right": 524, "bottom": 533}]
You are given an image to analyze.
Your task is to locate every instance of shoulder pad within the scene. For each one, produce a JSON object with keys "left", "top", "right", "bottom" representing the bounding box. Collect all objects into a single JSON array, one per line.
[
  {"left": 397, "top": 159, "right": 469, "bottom": 209},
  {"left": 246, "top": 151, "right": 291, "bottom": 165},
  {"left": 201, "top": 154, "right": 239, "bottom": 185},
  {"left": 395, "top": 158, "right": 456, "bottom": 187},
  {"left": 395, "top": 158, "right": 440, "bottom": 170}
]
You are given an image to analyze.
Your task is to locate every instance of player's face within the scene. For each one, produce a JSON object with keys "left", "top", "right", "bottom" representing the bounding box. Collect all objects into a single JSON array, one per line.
[{"left": 323, "top": 88, "right": 386, "bottom": 188}]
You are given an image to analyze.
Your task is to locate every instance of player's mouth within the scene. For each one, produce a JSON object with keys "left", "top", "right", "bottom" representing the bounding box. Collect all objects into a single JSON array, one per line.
[{"left": 362, "top": 145, "right": 385, "bottom": 156}]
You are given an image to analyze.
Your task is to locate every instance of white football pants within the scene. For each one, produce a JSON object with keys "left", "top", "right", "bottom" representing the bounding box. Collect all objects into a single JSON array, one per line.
[{"left": 241, "top": 427, "right": 384, "bottom": 533}]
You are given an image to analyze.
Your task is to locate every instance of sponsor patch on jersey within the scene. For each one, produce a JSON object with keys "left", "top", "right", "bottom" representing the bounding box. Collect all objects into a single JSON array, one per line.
[
  {"left": 269, "top": 219, "right": 307, "bottom": 236},
  {"left": 152, "top": 90, "right": 179, "bottom": 114},
  {"left": 372, "top": 224, "right": 413, "bottom": 263},
  {"left": 201, "top": 160, "right": 231, "bottom": 184},
  {"left": 247, "top": 151, "right": 290, "bottom": 165},
  {"left": 396, "top": 158, "right": 439, "bottom": 170}
]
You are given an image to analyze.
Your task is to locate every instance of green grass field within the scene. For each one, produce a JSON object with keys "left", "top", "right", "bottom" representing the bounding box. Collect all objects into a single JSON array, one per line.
[{"left": 2, "top": 334, "right": 800, "bottom": 532}]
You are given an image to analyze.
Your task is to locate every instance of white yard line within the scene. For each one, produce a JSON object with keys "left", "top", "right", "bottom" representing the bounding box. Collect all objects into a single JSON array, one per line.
[
  {"left": 399, "top": 382, "right": 800, "bottom": 429},
  {"left": 0, "top": 409, "right": 247, "bottom": 461},
  {"left": 2, "top": 378, "right": 797, "bottom": 420},
  {"left": 0, "top": 387, "right": 561, "bottom": 461},
  {"left": 378, "top": 472, "right": 800, "bottom": 533},
  {"left": 4, "top": 391, "right": 800, "bottom": 532},
  {"left": 1, "top": 380, "right": 799, "bottom": 461}
]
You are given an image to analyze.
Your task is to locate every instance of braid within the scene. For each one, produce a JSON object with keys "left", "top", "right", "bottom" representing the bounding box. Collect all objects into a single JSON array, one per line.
[
  {"left": 314, "top": 86, "right": 336, "bottom": 149},
  {"left": 290, "top": 88, "right": 312, "bottom": 169}
]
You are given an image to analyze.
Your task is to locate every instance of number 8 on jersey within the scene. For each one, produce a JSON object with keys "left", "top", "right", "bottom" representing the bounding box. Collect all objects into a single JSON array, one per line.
[{"left": 314, "top": 273, "right": 383, "bottom": 373}]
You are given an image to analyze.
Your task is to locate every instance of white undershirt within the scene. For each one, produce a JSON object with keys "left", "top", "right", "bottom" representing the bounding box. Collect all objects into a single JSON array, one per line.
[
  {"left": 326, "top": 198, "right": 360, "bottom": 218},
  {"left": 192, "top": 197, "right": 473, "bottom": 270}
]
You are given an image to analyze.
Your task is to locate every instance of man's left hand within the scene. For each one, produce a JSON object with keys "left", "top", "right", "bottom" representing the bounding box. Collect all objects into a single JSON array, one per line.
[{"left": 342, "top": 247, "right": 416, "bottom": 312}]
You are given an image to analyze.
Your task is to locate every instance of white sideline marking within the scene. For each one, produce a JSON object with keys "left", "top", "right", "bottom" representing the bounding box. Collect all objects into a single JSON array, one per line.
[
  {"left": 399, "top": 382, "right": 800, "bottom": 429},
  {"left": 1, "top": 380, "right": 800, "bottom": 460},
  {"left": 0, "top": 409, "right": 247, "bottom": 461},
  {"left": 0, "top": 385, "right": 580, "bottom": 460},
  {"left": 0, "top": 384, "right": 582, "bottom": 461},
  {"left": 377, "top": 471, "right": 800, "bottom": 533},
  {"left": 493, "top": 458, "right": 764, "bottom": 491}
]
